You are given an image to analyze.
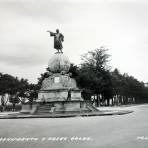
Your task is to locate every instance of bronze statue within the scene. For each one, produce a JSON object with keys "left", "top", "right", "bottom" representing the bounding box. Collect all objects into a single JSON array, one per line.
[{"left": 47, "top": 29, "right": 64, "bottom": 53}]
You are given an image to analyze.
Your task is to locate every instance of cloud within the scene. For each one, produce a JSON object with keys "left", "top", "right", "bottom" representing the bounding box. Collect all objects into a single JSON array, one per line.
[
  {"left": 0, "top": 0, "right": 148, "bottom": 83},
  {"left": 0, "top": 0, "right": 79, "bottom": 23},
  {"left": 0, "top": 53, "right": 43, "bottom": 67},
  {"left": 0, "top": 44, "right": 48, "bottom": 67}
]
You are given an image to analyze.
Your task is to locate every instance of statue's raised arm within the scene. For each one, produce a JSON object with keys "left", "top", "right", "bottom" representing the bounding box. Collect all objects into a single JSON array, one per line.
[
  {"left": 47, "top": 29, "right": 64, "bottom": 53},
  {"left": 47, "top": 30, "right": 55, "bottom": 36}
]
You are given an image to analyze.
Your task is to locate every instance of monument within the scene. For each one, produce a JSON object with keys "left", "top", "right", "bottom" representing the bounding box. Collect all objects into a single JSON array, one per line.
[
  {"left": 21, "top": 29, "right": 98, "bottom": 115},
  {"left": 0, "top": 29, "right": 133, "bottom": 119}
]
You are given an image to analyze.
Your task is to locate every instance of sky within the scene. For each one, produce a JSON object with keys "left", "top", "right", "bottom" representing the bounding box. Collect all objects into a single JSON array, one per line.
[{"left": 0, "top": 0, "right": 148, "bottom": 84}]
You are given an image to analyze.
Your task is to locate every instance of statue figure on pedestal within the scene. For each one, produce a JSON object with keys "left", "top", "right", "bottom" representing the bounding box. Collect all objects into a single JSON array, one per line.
[{"left": 47, "top": 29, "right": 64, "bottom": 53}]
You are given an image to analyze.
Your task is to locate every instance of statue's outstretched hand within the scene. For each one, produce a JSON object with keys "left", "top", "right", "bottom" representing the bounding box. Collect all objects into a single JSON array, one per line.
[{"left": 47, "top": 30, "right": 55, "bottom": 36}]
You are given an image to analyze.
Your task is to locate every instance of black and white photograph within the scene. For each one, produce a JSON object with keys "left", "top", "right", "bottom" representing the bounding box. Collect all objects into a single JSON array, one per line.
[{"left": 0, "top": 0, "right": 148, "bottom": 148}]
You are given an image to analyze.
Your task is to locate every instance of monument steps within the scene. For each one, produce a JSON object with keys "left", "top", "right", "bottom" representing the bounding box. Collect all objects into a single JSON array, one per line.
[
  {"left": 34, "top": 101, "right": 99, "bottom": 114},
  {"left": 86, "top": 104, "right": 99, "bottom": 111}
]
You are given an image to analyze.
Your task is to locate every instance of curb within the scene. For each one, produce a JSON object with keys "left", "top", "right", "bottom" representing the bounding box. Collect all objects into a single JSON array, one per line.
[{"left": 0, "top": 110, "right": 133, "bottom": 119}]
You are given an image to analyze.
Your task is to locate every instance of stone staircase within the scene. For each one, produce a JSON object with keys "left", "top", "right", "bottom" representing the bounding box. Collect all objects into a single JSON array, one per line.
[
  {"left": 86, "top": 103, "right": 99, "bottom": 112},
  {"left": 32, "top": 101, "right": 99, "bottom": 115}
]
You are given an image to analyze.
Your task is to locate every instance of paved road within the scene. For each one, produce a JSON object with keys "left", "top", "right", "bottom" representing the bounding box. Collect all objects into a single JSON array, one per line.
[{"left": 0, "top": 104, "right": 148, "bottom": 148}]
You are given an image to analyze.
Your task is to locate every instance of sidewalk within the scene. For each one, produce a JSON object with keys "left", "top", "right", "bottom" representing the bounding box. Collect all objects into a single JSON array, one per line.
[{"left": 0, "top": 111, "right": 19, "bottom": 116}]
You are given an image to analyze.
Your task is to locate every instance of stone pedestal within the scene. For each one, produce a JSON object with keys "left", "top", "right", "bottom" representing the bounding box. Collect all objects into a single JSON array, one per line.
[
  {"left": 21, "top": 52, "right": 98, "bottom": 115},
  {"left": 20, "top": 103, "right": 32, "bottom": 114},
  {"left": 37, "top": 88, "right": 83, "bottom": 102}
]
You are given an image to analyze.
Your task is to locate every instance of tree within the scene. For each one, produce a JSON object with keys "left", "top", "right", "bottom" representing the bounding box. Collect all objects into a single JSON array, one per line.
[
  {"left": 0, "top": 73, "right": 18, "bottom": 111},
  {"left": 69, "top": 64, "right": 79, "bottom": 78},
  {"left": 0, "top": 73, "right": 36, "bottom": 111},
  {"left": 77, "top": 47, "right": 113, "bottom": 106},
  {"left": 37, "top": 67, "right": 51, "bottom": 87},
  {"left": 81, "top": 46, "right": 110, "bottom": 71},
  {"left": 111, "top": 69, "right": 148, "bottom": 105}
]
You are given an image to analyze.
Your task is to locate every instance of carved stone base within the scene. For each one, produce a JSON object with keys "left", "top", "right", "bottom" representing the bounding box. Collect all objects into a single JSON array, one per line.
[
  {"left": 20, "top": 103, "right": 31, "bottom": 114},
  {"left": 31, "top": 101, "right": 98, "bottom": 114},
  {"left": 37, "top": 88, "right": 83, "bottom": 102}
]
